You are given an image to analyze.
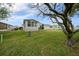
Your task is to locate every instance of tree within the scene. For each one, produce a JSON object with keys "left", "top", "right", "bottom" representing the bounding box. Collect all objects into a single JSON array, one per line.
[
  {"left": 0, "top": 3, "right": 13, "bottom": 20},
  {"left": 30, "top": 3, "right": 79, "bottom": 47}
]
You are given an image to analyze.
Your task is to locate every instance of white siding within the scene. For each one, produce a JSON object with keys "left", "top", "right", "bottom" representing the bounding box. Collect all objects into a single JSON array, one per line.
[
  {"left": 24, "top": 27, "right": 38, "bottom": 31},
  {"left": 23, "top": 20, "right": 41, "bottom": 31}
]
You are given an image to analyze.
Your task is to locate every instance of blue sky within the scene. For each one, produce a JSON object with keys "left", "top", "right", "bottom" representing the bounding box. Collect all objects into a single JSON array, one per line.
[
  {"left": 0, "top": 3, "right": 52, "bottom": 26},
  {"left": 0, "top": 3, "right": 79, "bottom": 27}
]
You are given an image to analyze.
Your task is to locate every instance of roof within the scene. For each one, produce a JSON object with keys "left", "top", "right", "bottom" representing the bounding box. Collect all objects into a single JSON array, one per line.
[
  {"left": 0, "top": 22, "right": 13, "bottom": 26},
  {"left": 24, "top": 19, "right": 41, "bottom": 23}
]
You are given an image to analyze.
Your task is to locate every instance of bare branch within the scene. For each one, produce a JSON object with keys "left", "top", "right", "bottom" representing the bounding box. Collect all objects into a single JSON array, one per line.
[
  {"left": 64, "top": 3, "right": 74, "bottom": 16},
  {"left": 54, "top": 3, "right": 56, "bottom": 9},
  {"left": 49, "top": 17, "right": 57, "bottom": 23},
  {"left": 44, "top": 3, "right": 64, "bottom": 16},
  {"left": 55, "top": 17, "right": 68, "bottom": 35},
  {"left": 37, "top": 5, "right": 53, "bottom": 17}
]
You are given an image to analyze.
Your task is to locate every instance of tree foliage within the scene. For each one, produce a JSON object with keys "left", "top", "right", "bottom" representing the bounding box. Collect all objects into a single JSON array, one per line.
[
  {"left": 0, "top": 3, "right": 12, "bottom": 20},
  {"left": 0, "top": 7, "right": 10, "bottom": 19}
]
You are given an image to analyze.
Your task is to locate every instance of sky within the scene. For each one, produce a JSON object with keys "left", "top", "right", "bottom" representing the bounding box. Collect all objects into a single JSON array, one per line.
[{"left": 0, "top": 3, "right": 79, "bottom": 27}]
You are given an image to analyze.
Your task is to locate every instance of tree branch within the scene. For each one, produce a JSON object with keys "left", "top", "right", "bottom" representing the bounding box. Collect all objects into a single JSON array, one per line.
[
  {"left": 49, "top": 17, "right": 58, "bottom": 23},
  {"left": 55, "top": 17, "right": 68, "bottom": 35},
  {"left": 37, "top": 6, "right": 53, "bottom": 17},
  {"left": 44, "top": 3, "right": 64, "bottom": 16},
  {"left": 64, "top": 3, "right": 74, "bottom": 16}
]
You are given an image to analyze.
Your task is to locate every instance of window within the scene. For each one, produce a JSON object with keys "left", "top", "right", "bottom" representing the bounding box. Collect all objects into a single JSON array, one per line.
[
  {"left": 31, "top": 22, "right": 34, "bottom": 27},
  {"left": 28, "top": 21, "right": 31, "bottom": 27},
  {"left": 27, "top": 21, "right": 37, "bottom": 27},
  {"left": 35, "top": 22, "right": 37, "bottom": 27}
]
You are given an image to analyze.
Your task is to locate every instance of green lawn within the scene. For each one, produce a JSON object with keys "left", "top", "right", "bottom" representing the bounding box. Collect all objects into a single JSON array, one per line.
[{"left": 0, "top": 30, "right": 79, "bottom": 56}]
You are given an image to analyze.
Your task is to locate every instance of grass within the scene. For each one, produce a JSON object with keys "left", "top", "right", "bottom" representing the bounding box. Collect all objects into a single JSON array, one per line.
[{"left": 0, "top": 30, "right": 79, "bottom": 56}]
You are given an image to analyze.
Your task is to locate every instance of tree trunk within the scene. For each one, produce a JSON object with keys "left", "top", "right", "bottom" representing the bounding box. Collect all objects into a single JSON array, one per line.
[
  {"left": 67, "top": 35, "right": 75, "bottom": 47},
  {"left": 67, "top": 38, "right": 73, "bottom": 47}
]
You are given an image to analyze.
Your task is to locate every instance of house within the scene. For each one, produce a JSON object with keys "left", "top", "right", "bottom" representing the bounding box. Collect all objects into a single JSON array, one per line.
[
  {"left": 23, "top": 19, "right": 42, "bottom": 31},
  {"left": 43, "top": 24, "right": 53, "bottom": 30},
  {"left": 51, "top": 23, "right": 61, "bottom": 30},
  {"left": 0, "top": 22, "right": 15, "bottom": 31},
  {"left": 23, "top": 19, "right": 62, "bottom": 31},
  {"left": 74, "top": 25, "right": 79, "bottom": 30},
  {"left": 43, "top": 23, "right": 61, "bottom": 30}
]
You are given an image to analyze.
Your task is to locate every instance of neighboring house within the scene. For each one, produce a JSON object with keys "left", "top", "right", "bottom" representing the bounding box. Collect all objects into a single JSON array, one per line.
[
  {"left": 74, "top": 25, "right": 79, "bottom": 30},
  {"left": 43, "top": 24, "right": 53, "bottom": 30},
  {"left": 51, "top": 23, "right": 61, "bottom": 30},
  {"left": 23, "top": 19, "right": 42, "bottom": 31},
  {"left": 44, "top": 23, "right": 61, "bottom": 30},
  {"left": 0, "top": 22, "right": 15, "bottom": 31}
]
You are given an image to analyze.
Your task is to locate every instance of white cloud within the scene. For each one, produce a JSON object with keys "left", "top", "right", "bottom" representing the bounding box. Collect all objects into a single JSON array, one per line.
[
  {"left": 11, "top": 3, "right": 35, "bottom": 13},
  {"left": 10, "top": 3, "right": 39, "bottom": 15},
  {"left": 9, "top": 3, "right": 40, "bottom": 21},
  {"left": 10, "top": 3, "right": 27, "bottom": 12},
  {"left": 9, "top": 13, "right": 35, "bottom": 20},
  {"left": 0, "top": 3, "right": 44, "bottom": 26}
]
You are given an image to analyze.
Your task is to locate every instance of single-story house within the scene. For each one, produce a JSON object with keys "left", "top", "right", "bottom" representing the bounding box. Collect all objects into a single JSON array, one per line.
[
  {"left": 23, "top": 19, "right": 62, "bottom": 31},
  {"left": 23, "top": 19, "right": 42, "bottom": 31},
  {"left": 0, "top": 22, "right": 15, "bottom": 31}
]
